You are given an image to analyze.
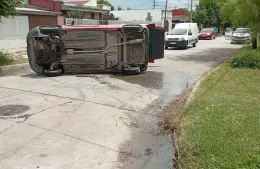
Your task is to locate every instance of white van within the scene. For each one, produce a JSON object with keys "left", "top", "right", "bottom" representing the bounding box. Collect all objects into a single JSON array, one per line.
[{"left": 165, "top": 23, "right": 199, "bottom": 49}]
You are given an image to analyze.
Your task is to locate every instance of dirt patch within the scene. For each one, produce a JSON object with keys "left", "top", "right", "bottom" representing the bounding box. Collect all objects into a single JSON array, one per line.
[{"left": 0, "top": 105, "right": 30, "bottom": 116}]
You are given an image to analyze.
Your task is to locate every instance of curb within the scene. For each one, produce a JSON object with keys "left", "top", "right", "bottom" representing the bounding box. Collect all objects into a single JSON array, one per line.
[
  {"left": 185, "top": 66, "right": 220, "bottom": 108},
  {"left": 0, "top": 63, "right": 30, "bottom": 75}
]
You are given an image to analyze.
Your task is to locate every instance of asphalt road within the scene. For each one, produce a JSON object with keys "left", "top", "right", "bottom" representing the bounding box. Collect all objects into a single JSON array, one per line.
[{"left": 0, "top": 37, "right": 242, "bottom": 169}]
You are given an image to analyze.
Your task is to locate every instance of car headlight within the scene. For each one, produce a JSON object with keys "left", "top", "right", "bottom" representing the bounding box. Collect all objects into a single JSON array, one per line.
[{"left": 179, "top": 38, "right": 185, "bottom": 41}]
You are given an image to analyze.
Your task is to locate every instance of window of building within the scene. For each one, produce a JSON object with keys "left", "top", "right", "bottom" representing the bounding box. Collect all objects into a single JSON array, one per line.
[{"left": 91, "top": 13, "right": 95, "bottom": 19}]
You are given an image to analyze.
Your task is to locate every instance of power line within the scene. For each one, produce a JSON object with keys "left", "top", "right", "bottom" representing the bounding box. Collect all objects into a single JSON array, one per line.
[{"left": 190, "top": 0, "right": 193, "bottom": 22}]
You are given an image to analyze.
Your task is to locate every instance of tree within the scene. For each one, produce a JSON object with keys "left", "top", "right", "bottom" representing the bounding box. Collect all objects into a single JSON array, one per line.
[
  {"left": 192, "top": 0, "right": 226, "bottom": 32},
  {"left": 218, "top": 0, "right": 260, "bottom": 48},
  {"left": 0, "top": 0, "right": 23, "bottom": 21},
  {"left": 97, "top": 0, "right": 114, "bottom": 11}
]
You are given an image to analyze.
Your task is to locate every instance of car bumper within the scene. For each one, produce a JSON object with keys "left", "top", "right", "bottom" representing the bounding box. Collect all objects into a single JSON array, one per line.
[
  {"left": 231, "top": 37, "right": 251, "bottom": 43},
  {"left": 199, "top": 35, "right": 211, "bottom": 39},
  {"left": 165, "top": 40, "right": 186, "bottom": 47}
]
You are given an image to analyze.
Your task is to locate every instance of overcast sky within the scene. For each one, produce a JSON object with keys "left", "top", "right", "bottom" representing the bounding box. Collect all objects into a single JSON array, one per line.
[{"left": 107, "top": 0, "right": 198, "bottom": 10}]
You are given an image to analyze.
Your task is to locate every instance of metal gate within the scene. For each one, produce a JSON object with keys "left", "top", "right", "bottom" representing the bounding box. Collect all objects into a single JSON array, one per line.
[{"left": 0, "top": 16, "right": 29, "bottom": 52}]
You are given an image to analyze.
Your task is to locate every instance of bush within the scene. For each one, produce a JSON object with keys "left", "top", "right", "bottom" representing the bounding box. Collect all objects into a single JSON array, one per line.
[
  {"left": 0, "top": 51, "right": 14, "bottom": 66},
  {"left": 231, "top": 50, "right": 260, "bottom": 69}
]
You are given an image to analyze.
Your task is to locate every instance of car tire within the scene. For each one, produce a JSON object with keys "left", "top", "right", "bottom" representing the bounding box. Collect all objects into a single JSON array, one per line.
[
  {"left": 44, "top": 69, "right": 63, "bottom": 77},
  {"left": 184, "top": 41, "right": 188, "bottom": 49},
  {"left": 193, "top": 41, "right": 196, "bottom": 47},
  {"left": 122, "top": 67, "right": 141, "bottom": 75}
]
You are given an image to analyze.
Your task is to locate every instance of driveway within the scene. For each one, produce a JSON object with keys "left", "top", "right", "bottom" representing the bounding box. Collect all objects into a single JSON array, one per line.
[{"left": 0, "top": 37, "right": 242, "bottom": 169}]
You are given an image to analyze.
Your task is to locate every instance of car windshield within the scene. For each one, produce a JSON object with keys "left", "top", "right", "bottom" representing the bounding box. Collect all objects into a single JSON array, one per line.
[
  {"left": 169, "top": 29, "right": 187, "bottom": 35},
  {"left": 201, "top": 29, "right": 211, "bottom": 33},
  {"left": 235, "top": 28, "right": 250, "bottom": 33},
  {"left": 225, "top": 28, "right": 233, "bottom": 33}
]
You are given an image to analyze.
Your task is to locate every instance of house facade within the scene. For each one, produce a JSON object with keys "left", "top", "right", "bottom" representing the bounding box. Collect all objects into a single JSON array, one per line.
[
  {"left": 110, "top": 9, "right": 173, "bottom": 32},
  {"left": 171, "top": 9, "right": 189, "bottom": 29},
  {"left": 0, "top": 0, "right": 110, "bottom": 52}
]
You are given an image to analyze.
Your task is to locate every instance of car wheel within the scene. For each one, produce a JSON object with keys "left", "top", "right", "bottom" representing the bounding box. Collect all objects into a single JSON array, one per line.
[
  {"left": 184, "top": 41, "right": 188, "bottom": 49},
  {"left": 193, "top": 41, "right": 196, "bottom": 47},
  {"left": 44, "top": 69, "right": 63, "bottom": 77},
  {"left": 122, "top": 67, "right": 141, "bottom": 75}
]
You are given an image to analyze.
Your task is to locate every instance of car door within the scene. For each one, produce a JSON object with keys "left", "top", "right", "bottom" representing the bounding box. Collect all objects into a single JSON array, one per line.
[
  {"left": 188, "top": 29, "right": 193, "bottom": 44},
  {"left": 147, "top": 24, "right": 165, "bottom": 62}
]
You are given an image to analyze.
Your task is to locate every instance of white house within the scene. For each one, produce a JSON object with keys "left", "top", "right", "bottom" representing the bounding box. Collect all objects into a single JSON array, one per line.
[{"left": 110, "top": 9, "right": 173, "bottom": 32}]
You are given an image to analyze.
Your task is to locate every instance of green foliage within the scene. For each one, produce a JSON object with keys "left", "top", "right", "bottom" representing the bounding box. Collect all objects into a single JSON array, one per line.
[
  {"left": 231, "top": 50, "right": 260, "bottom": 69},
  {"left": 219, "top": 0, "right": 260, "bottom": 35},
  {"left": 0, "top": 52, "right": 14, "bottom": 66},
  {"left": 193, "top": 1, "right": 223, "bottom": 27},
  {"left": 103, "top": 13, "right": 115, "bottom": 20},
  {"left": 0, "top": 0, "right": 23, "bottom": 20},
  {"left": 97, "top": 0, "right": 114, "bottom": 11},
  {"left": 67, "top": 11, "right": 85, "bottom": 19}
]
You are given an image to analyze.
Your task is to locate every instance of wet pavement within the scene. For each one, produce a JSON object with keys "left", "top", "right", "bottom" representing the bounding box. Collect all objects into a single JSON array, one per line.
[{"left": 0, "top": 37, "right": 242, "bottom": 169}]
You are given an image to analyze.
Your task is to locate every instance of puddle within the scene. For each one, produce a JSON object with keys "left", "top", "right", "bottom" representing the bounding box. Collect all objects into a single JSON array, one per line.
[
  {"left": 0, "top": 105, "right": 30, "bottom": 116},
  {"left": 111, "top": 71, "right": 164, "bottom": 89},
  {"left": 117, "top": 73, "right": 201, "bottom": 169},
  {"left": 118, "top": 99, "right": 174, "bottom": 169}
]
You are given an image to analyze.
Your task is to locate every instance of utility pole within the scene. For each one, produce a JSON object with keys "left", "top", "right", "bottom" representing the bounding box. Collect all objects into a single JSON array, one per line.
[
  {"left": 190, "top": 0, "right": 193, "bottom": 22},
  {"left": 153, "top": 0, "right": 156, "bottom": 9},
  {"left": 164, "top": 0, "right": 168, "bottom": 28}
]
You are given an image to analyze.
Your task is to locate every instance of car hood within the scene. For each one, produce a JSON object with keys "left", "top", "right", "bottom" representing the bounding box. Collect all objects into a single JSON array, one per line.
[
  {"left": 166, "top": 35, "right": 187, "bottom": 39},
  {"left": 233, "top": 33, "right": 250, "bottom": 37},
  {"left": 200, "top": 33, "right": 211, "bottom": 36}
]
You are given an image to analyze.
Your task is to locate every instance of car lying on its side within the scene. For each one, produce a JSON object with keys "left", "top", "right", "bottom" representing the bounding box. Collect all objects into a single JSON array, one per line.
[
  {"left": 26, "top": 24, "right": 165, "bottom": 77},
  {"left": 231, "top": 28, "right": 252, "bottom": 44},
  {"left": 198, "top": 28, "right": 216, "bottom": 40}
]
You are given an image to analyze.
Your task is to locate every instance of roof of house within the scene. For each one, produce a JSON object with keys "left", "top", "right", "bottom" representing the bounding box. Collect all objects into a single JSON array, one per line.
[
  {"left": 61, "top": 4, "right": 110, "bottom": 13},
  {"left": 16, "top": 7, "right": 62, "bottom": 16},
  {"left": 65, "top": 0, "right": 89, "bottom": 6}
]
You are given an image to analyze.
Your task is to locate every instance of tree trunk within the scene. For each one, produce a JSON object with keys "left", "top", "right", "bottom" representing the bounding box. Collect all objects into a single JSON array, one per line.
[{"left": 252, "top": 36, "right": 257, "bottom": 50}]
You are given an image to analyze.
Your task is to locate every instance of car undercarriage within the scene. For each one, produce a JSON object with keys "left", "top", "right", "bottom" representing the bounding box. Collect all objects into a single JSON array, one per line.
[{"left": 27, "top": 25, "right": 164, "bottom": 77}]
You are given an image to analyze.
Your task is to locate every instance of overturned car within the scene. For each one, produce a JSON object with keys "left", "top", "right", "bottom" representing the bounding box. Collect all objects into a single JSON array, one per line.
[{"left": 26, "top": 24, "right": 165, "bottom": 76}]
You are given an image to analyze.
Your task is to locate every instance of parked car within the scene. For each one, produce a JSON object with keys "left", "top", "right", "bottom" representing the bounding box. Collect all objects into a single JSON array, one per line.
[
  {"left": 198, "top": 28, "right": 216, "bottom": 40},
  {"left": 165, "top": 23, "right": 199, "bottom": 49},
  {"left": 225, "top": 28, "right": 233, "bottom": 40},
  {"left": 26, "top": 24, "right": 165, "bottom": 76},
  {"left": 231, "top": 28, "right": 252, "bottom": 44}
]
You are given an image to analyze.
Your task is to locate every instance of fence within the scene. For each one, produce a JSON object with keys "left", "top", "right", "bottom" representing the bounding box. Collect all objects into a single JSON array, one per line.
[{"left": 65, "top": 18, "right": 162, "bottom": 26}]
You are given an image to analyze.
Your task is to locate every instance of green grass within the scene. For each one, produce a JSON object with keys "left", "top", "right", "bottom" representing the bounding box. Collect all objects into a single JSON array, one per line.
[
  {"left": 179, "top": 49, "right": 260, "bottom": 168},
  {"left": 0, "top": 51, "right": 27, "bottom": 66}
]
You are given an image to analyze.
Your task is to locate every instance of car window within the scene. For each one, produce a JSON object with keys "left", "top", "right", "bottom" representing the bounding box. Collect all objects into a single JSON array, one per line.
[
  {"left": 225, "top": 28, "right": 232, "bottom": 33},
  {"left": 169, "top": 29, "right": 187, "bottom": 35},
  {"left": 201, "top": 28, "right": 211, "bottom": 33},
  {"left": 235, "top": 28, "right": 250, "bottom": 33}
]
